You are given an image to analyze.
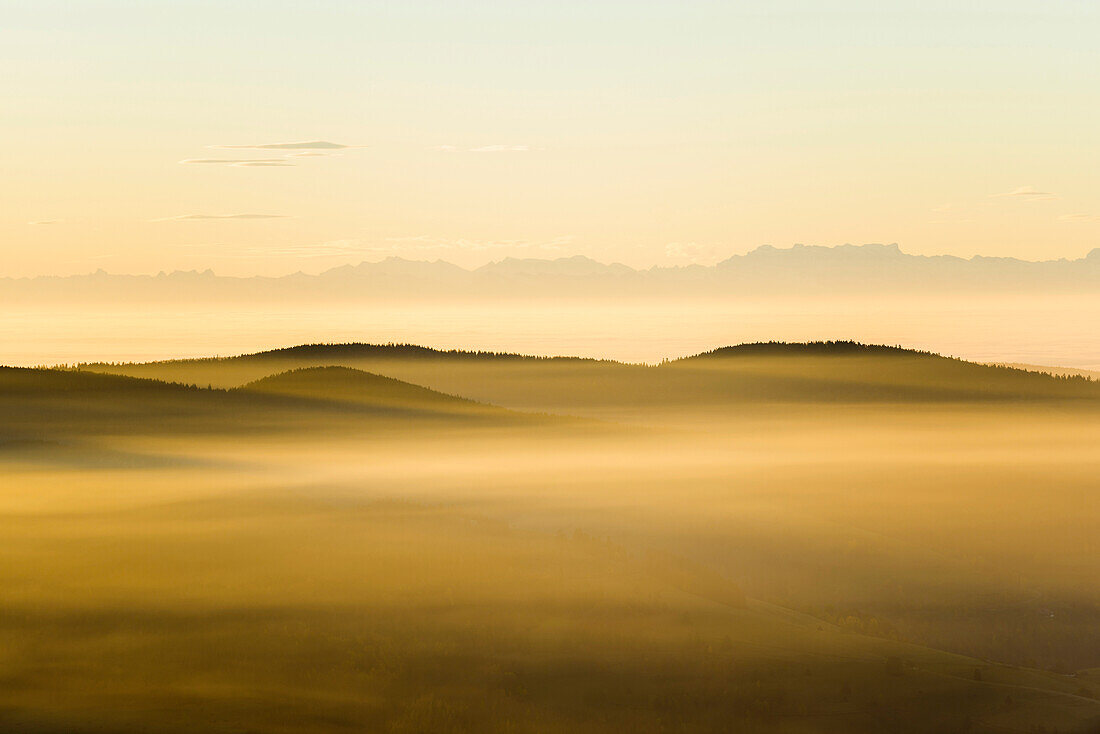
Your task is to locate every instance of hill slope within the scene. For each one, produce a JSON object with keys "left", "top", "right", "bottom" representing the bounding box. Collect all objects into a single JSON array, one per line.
[
  {"left": 0, "top": 364, "right": 515, "bottom": 442},
  {"left": 238, "top": 366, "right": 496, "bottom": 415},
  {"left": 670, "top": 341, "right": 1100, "bottom": 403}
]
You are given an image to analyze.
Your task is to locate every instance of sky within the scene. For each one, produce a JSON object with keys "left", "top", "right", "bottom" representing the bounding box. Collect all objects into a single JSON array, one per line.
[{"left": 3, "top": 0, "right": 1100, "bottom": 277}]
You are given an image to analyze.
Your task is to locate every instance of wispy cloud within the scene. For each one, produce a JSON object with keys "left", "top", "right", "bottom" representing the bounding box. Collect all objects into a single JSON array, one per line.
[
  {"left": 991, "top": 186, "right": 1058, "bottom": 200},
  {"left": 179, "top": 158, "right": 294, "bottom": 167},
  {"left": 1057, "top": 213, "right": 1100, "bottom": 223},
  {"left": 28, "top": 219, "right": 60, "bottom": 225},
  {"left": 179, "top": 141, "right": 361, "bottom": 166},
  {"left": 213, "top": 140, "right": 356, "bottom": 150},
  {"left": 435, "top": 144, "right": 531, "bottom": 153},
  {"left": 153, "top": 214, "right": 289, "bottom": 222}
]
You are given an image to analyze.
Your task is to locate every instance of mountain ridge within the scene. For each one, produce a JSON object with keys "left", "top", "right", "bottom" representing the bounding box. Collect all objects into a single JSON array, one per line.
[{"left": 5, "top": 243, "right": 1100, "bottom": 302}]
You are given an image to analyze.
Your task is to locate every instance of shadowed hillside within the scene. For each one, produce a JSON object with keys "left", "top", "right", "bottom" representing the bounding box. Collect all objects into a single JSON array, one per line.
[
  {"left": 239, "top": 366, "right": 496, "bottom": 414},
  {"left": 0, "top": 364, "right": 520, "bottom": 441},
  {"left": 0, "top": 366, "right": 250, "bottom": 438}
]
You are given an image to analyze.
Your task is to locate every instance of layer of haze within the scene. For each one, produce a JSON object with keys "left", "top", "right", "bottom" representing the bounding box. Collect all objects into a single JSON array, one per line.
[
  {"left": 3, "top": 347, "right": 1100, "bottom": 732},
  {"left": 6, "top": 294, "right": 1100, "bottom": 370},
  {"left": 5, "top": 1, "right": 1100, "bottom": 275}
]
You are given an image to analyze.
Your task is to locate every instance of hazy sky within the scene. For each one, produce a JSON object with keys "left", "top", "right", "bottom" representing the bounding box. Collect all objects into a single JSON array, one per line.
[{"left": 4, "top": 0, "right": 1100, "bottom": 276}]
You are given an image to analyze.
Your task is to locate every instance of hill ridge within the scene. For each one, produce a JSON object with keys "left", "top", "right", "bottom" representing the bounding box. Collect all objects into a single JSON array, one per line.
[
  {"left": 72, "top": 341, "right": 1100, "bottom": 409},
  {"left": 238, "top": 365, "right": 491, "bottom": 410}
]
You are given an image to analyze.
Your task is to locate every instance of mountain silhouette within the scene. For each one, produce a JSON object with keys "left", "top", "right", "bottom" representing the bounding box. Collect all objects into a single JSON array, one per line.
[{"left": 6, "top": 244, "right": 1100, "bottom": 303}]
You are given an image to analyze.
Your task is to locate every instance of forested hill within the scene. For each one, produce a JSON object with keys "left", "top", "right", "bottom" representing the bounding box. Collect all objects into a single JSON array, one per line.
[{"left": 76, "top": 342, "right": 1100, "bottom": 415}]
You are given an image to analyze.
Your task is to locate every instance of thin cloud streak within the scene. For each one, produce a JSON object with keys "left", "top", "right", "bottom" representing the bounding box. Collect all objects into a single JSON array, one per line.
[
  {"left": 435, "top": 145, "right": 531, "bottom": 153},
  {"left": 212, "top": 140, "right": 357, "bottom": 150},
  {"left": 153, "top": 214, "right": 289, "bottom": 222},
  {"left": 991, "top": 186, "right": 1058, "bottom": 200},
  {"left": 179, "top": 158, "right": 294, "bottom": 167}
]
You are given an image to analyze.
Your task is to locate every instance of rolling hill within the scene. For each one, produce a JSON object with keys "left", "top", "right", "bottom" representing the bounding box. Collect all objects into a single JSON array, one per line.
[
  {"left": 669, "top": 341, "right": 1100, "bottom": 403},
  {"left": 79, "top": 341, "right": 1100, "bottom": 418},
  {"left": 238, "top": 365, "right": 494, "bottom": 414},
  {"left": 0, "top": 364, "right": 518, "bottom": 442}
]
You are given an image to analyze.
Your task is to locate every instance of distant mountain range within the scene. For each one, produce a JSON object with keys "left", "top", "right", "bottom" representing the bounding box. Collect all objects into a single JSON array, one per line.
[{"left": 4, "top": 243, "right": 1100, "bottom": 303}]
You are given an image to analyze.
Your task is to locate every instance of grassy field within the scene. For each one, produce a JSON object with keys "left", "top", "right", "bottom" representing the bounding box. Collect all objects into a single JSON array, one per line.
[{"left": 2, "top": 343, "right": 1099, "bottom": 732}]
